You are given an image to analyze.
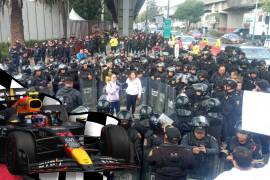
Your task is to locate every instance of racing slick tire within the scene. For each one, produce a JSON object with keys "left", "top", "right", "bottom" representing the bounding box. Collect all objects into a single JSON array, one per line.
[
  {"left": 6, "top": 131, "right": 35, "bottom": 175},
  {"left": 101, "top": 125, "right": 130, "bottom": 162}
]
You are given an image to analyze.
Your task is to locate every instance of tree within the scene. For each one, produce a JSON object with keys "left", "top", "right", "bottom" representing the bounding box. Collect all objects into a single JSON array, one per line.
[
  {"left": 69, "top": 0, "right": 102, "bottom": 20},
  {"left": 0, "top": 0, "right": 25, "bottom": 44},
  {"left": 174, "top": 0, "right": 204, "bottom": 30},
  {"left": 135, "top": 0, "right": 160, "bottom": 23},
  {"left": 263, "top": 0, "right": 270, "bottom": 13},
  {"left": 0, "top": 0, "right": 69, "bottom": 44}
]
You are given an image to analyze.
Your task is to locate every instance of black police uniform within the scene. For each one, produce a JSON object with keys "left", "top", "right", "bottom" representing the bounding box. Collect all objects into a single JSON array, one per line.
[
  {"left": 221, "top": 90, "right": 243, "bottom": 141},
  {"left": 56, "top": 86, "right": 83, "bottom": 112},
  {"left": 181, "top": 132, "right": 219, "bottom": 178},
  {"left": 148, "top": 144, "right": 195, "bottom": 180}
]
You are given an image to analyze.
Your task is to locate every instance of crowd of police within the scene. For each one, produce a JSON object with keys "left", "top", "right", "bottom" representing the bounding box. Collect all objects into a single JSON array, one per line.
[{"left": 1, "top": 30, "right": 270, "bottom": 180}]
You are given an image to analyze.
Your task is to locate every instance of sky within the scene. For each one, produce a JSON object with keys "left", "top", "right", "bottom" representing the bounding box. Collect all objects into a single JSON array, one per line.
[{"left": 140, "top": 0, "right": 185, "bottom": 12}]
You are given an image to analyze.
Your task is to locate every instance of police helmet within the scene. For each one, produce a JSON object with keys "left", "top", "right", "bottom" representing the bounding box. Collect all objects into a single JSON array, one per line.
[
  {"left": 156, "top": 62, "right": 165, "bottom": 68},
  {"left": 248, "top": 67, "right": 258, "bottom": 74},
  {"left": 21, "top": 65, "right": 32, "bottom": 75},
  {"left": 96, "top": 99, "right": 111, "bottom": 113},
  {"left": 197, "top": 70, "right": 208, "bottom": 79},
  {"left": 191, "top": 116, "right": 210, "bottom": 128},
  {"left": 201, "top": 98, "right": 221, "bottom": 112},
  {"left": 256, "top": 79, "right": 270, "bottom": 92},
  {"left": 192, "top": 83, "right": 208, "bottom": 94},
  {"left": 258, "top": 60, "right": 266, "bottom": 67},
  {"left": 167, "top": 66, "right": 176, "bottom": 72},
  {"left": 175, "top": 95, "right": 190, "bottom": 108},
  {"left": 139, "top": 105, "right": 154, "bottom": 120},
  {"left": 117, "top": 110, "right": 133, "bottom": 121},
  {"left": 80, "top": 60, "right": 88, "bottom": 65},
  {"left": 188, "top": 75, "right": 198, "bottom": 84},
  {"left": 223, "top": 79, "right": 238, "bottom": 90},
  {"left": 149, "top": 113, "right": 161, "bottom": 128},
  {"left": 58, "top": 64, "right": 67, "bottom": 70},
  {"left": 175, "top": 95, "right": 192, "bottom": 116}
]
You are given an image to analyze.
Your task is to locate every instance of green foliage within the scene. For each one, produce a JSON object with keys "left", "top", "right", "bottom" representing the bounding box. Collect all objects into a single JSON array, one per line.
[
  {"left": 208, "top": 30, "right": 225, "bottom": 37},
  {"left": 136, "top": 0, "right": 160, "bottom": 23},
  {"left": 174, "top": 0, "right": 204, "bottom": 24},
  {"left": 0, "top": 43, "right": 9, "bottom": 62},
  {"left": 263, "top": 0, "right": 270, "bottom": 13},
  {"left": 70, "top": 0, "right": 102, "bottom": 20}
]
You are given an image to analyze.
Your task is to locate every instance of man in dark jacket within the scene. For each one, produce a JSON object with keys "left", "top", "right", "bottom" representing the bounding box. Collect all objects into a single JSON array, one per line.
[
  {"left": 148, "top": 126, "right": 195, "bottom": 180},
  {"left": 56, "top": 77, "right": 82, "bottom": 112}
]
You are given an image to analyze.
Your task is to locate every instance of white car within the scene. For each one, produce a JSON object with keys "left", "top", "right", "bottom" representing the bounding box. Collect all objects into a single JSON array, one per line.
[{"left": 181, "top": 35, "right": 196, "bottom": 50}]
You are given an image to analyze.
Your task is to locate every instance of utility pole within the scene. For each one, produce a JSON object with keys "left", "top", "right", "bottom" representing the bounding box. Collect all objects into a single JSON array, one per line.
[
  {"left": 252, "top": 0, "right": 258, "bottom": 40},
  {"left": 167, "top": 0, "right": 170, "bottom": 18}
]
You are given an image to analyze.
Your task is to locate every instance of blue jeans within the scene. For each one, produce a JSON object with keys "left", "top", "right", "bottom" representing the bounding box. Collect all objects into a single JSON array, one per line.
[{"left": 110, "top": 101, "right": 120, "bottom": 114}]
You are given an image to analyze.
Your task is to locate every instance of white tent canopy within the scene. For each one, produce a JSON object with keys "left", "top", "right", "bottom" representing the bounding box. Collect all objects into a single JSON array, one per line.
[{"left": 69, "top": 8, "right": 86, "bottom": 21}]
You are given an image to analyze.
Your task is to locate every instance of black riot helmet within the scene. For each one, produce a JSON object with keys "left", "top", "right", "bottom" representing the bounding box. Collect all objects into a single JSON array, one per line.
[
  {"left": 175, "top": 94, "right": 192, "bottom": 116},
  {"left": 117, "top": 110, "right": 133, "bottom": 121},
  {"left": 197, "top": 70, "right": 208, "bottom": 80},
  {"left": 223, "top": 79, "right": 238, "bottom": 91},
  {"left": 201, "top": 98, "right": 221, "bottom": 112},
  {"left": 139, "top": 105, "right": 154, "bottom": 120},
  {"left": 96, "top": 99, "right": 111, "bottom": 113},
  {"left": 192, "top": 83, "right": 208, "bottom": 96},
  {"left": 191, "top": 116, "right": 210, "bottom": 131},
  {"left": 149, "top": 113, "right": 162, "bottom": 131}
]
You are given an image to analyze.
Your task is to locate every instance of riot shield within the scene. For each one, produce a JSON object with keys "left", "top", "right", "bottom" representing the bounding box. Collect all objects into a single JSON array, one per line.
[
  {"left": 139, "top": 77, "right": 150, "bottom": 106},
  {"left": 156, "top": 82, "right": 166, "bottom": 114},
  {"left": 79, "top": 78, "right": 97, "bottom": 110},
  {"left": 165, "top": 85, "right": 177, "bottom": 115},
  {"left": 118, "top": 80, "right": 127, "bottom": 107},
  {"left": 148, "top": 79, "right": 160, "bottom": 113}
]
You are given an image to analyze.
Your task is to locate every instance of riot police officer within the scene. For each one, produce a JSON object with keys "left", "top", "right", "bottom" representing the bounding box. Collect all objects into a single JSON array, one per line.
[
  {"left": 221, "top": 79, "right": 242, "bottom": 142},
  {"left": 181, "top": 116, "right": 219, "bottom": 179},
  {"left": 170, "top": 94, "right": 193, "bottom": 136},
  {"left": 31, "top": 65, "right": 52, "bottom": 94},
  {"left": 242, "top": 68, "right": 260, "bottom": 91},
  {"left": 117, "top": 110, "right": 142, "bottom": 164},
  {"left": 53, "top": 64, "right": 67, "bottom": 94},
  {"left": 96, "top": 99, "right": 111, "bottom": 113},
  {"left": 148, "top": 126, "right": 195, "bottom": 180},
  {"left": 224, "top": 121, "right": 263, "bottom": 169}
]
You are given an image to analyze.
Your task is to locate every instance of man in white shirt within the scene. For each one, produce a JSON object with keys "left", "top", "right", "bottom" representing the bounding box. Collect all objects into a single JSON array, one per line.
[{"left": 215, "top": 146, "right": 258, "bottom": 180}]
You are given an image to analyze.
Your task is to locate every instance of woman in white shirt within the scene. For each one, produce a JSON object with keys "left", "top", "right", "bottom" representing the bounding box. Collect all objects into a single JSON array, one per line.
[{"left": 125, "top": 71, "right": 142, "bottom": 115}]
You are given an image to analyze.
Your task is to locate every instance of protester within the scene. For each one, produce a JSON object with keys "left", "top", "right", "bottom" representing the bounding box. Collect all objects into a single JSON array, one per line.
[
  {"left": 215, "top": 146, "right": 258, "bottom": 180},
  {"left": 106, "top": 74, "right": 120, "bottom": 114},
  {"left": 125, "top": 71, "right": 142, "bottom": 115}
]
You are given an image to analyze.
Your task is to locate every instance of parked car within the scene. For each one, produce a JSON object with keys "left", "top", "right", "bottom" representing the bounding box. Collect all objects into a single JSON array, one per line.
[
  {"left": 188, "top": 30, "right": 202, "bottom": 39},
  {"left": 232, "top": 28, "right": 250, "bottom": 38},
  {"left": 240, "top": 46, "right": 270, "bottom": 66},
  {"left": 221, "top": 33, "right": 244, "bottom": 44}
]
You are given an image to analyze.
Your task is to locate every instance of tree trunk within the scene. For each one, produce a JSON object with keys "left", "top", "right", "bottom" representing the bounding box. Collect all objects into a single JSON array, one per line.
[{"left": 10, "top": 0, "right": 24, "bottom": 44}]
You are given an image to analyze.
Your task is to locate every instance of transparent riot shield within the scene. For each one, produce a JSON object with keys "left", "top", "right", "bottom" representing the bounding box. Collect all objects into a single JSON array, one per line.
[
  {"left": 139, "top": 77, "right": 150, "bottom": 106},
  {"left": 165, "top": 85, "right": 177, "bottom": 115},
  {"left": 156, "top": 82, "right": 166, "bottom": 114},
  {"left": 149, "top": 79, "right": 160, "bottom": 113},
  {"left": 79, "top": 78, "right": 97, "bottom": 110}
]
